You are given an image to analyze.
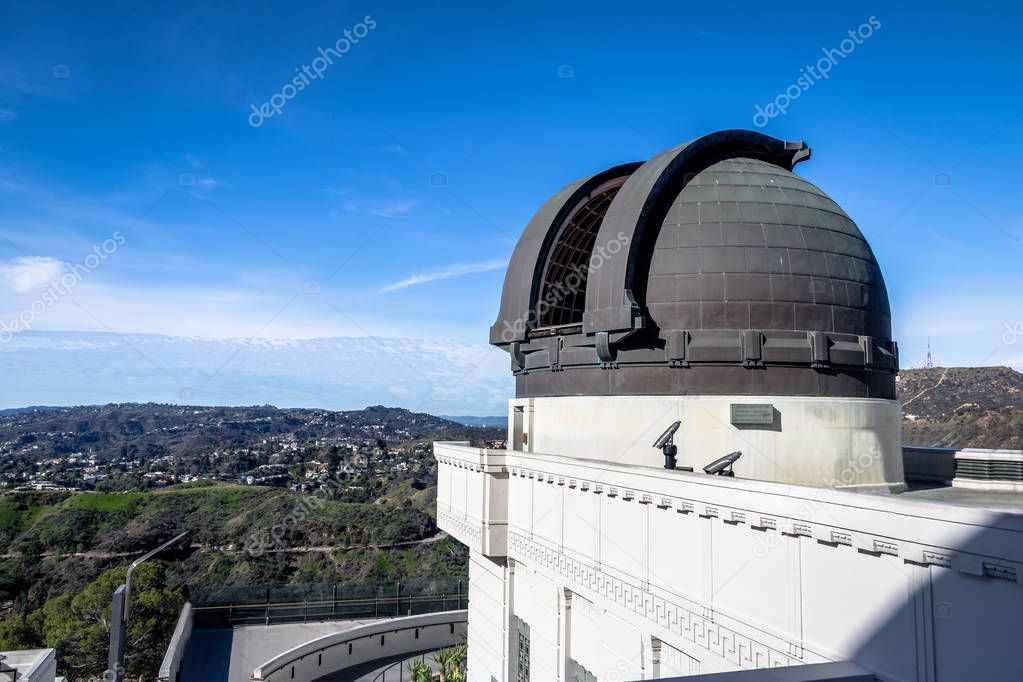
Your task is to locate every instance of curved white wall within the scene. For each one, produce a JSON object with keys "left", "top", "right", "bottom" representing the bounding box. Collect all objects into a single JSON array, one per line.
[
  {"left": 251, "top": 611, "right": 466, "bottom": 682},
  {"left": 517, "top": 395, "right": 903, "bottom": 488}
]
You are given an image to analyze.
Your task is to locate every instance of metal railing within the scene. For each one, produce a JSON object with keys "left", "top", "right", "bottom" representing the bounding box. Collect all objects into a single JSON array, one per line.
[
  {"left": 191, "top": 578, "right": 467, "bottom": 628},
  {"left": 250, "top": 610, "right": 467, "bottom": 682},
  {"left": 371, "top": 657, "right": 430, "bottom": 682}
]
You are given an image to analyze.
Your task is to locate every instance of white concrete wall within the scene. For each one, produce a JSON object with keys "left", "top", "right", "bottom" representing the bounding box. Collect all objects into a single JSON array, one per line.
[
  {"left": 569, "top": 592, "right": 647, "bottom": 681},
  {"left": 508, "top": 449, "right": 1023, "bottom": 681},
  {"left": 512, "top": 562, "right": 560, "bottom": 682},
  {"left": 436, "top": 444, "right": 509, "bottom": 557},
  {"left": 251, "top": 612, "right": 466, "bottom": 682},
  {"left": 658, "top": 640, "right": 700, "bottom": 677},
  {"left": 0, "top": 648, "right": 57, "bottom": 682},
  {"left": 158, "top": 602, "right": 193, "bottom": 681},
  {"left": 520, "top": 395, "right": 903, "bottom": 488},
  {"left": 437, "top": 440, "right": 1023, "bottom": 682},
  {"left": 467, "top": 553, "right": 507, "bottom": 681}
]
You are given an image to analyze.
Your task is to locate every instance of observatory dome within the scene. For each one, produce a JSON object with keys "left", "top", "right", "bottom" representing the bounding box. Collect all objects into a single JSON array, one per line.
[{"left": 491, "top": 130, "right": 897, "bottom": 401}]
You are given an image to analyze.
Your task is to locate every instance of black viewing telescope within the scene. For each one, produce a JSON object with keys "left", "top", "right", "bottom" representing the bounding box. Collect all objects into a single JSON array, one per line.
[
  {"left": 703, "top": 451, "right": 742, "bottom": 476},
  {"left": 652, "top": 420, "right": 685, "bottom": 470}
]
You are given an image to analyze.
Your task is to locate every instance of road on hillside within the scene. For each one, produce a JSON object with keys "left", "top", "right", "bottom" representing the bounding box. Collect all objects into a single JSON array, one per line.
[{"left": 0, "top": 530, "right": 449, "bottom": 560}]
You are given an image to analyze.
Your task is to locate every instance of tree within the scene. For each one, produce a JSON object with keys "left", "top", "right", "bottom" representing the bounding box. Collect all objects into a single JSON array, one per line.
[
  {"left": 325, "top": 445, "right": 343, "bottom": 470},
  {"left": 434, "top": 644, "right": 466, "bottom": 682},
  {"left": 0, "top": 562, "right": 185, "bottom": 681},
  {"left": 0, "top": 611, "right": 42, "bottom": 650},
  {"left": 407, "top": 656, "right": 433, "bottom": 682}
]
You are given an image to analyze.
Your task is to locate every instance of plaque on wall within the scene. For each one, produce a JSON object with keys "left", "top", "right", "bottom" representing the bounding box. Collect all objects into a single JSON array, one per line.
[{"left": 730, "top": 403, "right": 774, "bottom": 426}]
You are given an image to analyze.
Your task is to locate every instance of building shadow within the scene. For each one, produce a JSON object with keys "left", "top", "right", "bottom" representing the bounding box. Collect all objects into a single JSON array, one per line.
[{"left": 178, "top": 627, "right": 233, "bottom": 681}]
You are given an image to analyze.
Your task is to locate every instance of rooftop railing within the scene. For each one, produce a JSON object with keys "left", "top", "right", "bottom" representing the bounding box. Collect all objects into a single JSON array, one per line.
[{"left": 190, "top": 577, "right": 467, "bottom": 628}]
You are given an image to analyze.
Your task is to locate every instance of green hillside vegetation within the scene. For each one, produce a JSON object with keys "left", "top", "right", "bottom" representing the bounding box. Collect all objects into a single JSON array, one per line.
[
  {"left": 0, "top": 562, "right": 184, "bottom": 681},
  {"left": 0, "top": 495, "right": 54, "bottom": 533},
  {"left": 0, "top": 482, "right": 462, "bottom": 613},
  {"left": 0, "top": 395, "right": 495, "bottom": 680}
]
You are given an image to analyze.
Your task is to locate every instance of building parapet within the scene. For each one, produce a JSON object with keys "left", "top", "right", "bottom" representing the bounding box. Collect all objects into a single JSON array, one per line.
[
  {"left": 158, "top": 602, "right": 193, "bottom": 682},
  {"left": 903, "top": 445, "right": 1023, "bottom": 491},
  {"left": 435, "top": 441, "right": 1023, "bottom": 676},
  {"left": 250, "top": 610, "right": 467, "bottom": 682},
  {"left": 438, "top": 441, "right": 1023, "bottom": 571},
  {"left": 901, "top": 445, "right": 957, "bottom": 485},
  {"left": 649, "top": 660, "right": 876, "bottom": 681},
  {"left": 435, "top": 442, "right": 509, "bottom": 557},
  {"left": 0, "top": 648, "right": 57, "bottom": 682}
]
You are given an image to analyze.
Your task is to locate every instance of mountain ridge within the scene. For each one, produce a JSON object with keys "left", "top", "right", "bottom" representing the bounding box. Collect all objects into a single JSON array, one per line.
[{"left": 897, "top": 366, "right": 1023, "bottom": 449}]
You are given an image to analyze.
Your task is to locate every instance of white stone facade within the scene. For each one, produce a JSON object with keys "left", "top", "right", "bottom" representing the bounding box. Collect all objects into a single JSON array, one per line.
[{"left": 436, "top": 433, "right": 1023, "bottom": 681}]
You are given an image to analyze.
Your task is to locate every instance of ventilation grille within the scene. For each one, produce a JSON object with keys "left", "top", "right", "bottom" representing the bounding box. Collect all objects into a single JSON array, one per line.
[{"left": 955, "top": 459, "right": 1023, "bottom": 481}]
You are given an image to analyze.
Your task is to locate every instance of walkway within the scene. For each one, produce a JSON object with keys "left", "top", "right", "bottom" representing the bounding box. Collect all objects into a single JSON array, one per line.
[{"left": 180, "top": 618, "right": 379, "bottom": 682}]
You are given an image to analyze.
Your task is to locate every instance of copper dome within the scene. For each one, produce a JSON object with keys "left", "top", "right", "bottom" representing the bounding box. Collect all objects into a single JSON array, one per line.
[{"left": 491, "top": 130, "right": 897, "bottom": 399}]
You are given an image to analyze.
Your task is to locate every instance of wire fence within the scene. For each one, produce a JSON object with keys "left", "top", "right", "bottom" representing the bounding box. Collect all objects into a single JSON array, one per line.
[{"left": 190, "top": 576, "right": 468, "bottom": 628}]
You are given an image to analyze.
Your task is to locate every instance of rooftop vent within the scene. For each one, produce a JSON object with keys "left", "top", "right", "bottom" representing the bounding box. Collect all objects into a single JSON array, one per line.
[{"left": 953, "top": 449, "right": 1023, "bottom": 491}]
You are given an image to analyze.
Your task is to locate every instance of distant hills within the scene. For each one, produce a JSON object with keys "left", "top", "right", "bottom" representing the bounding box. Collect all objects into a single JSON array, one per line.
[
  {"left": 2, "top": 365, "right": 1020, "bottom": 456},
  {"left": 898, "top": 366, "right": 1023, "bottom": 449},
  {"left": 0, "top": 406, "right": 62, "bottom": 416},
  {"left": 440, "top": 415, "right": 506, "bottom": 428},
  {"left": 0, "top": 403, "right": 501, "bottom": 467},
  {"left": 0, "top": 403, "right": 500, "bottom": 611}
]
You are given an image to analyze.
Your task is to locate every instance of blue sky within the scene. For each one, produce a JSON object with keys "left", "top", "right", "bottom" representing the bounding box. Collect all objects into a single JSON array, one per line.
[{"left": 1, "top": 1, "right": 1022, "bottom": 413}]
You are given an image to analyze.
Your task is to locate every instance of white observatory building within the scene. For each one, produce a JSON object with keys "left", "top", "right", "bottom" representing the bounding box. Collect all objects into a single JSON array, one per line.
[{"left": 435, "top": 130, "right": 1023, "bottom": 681}]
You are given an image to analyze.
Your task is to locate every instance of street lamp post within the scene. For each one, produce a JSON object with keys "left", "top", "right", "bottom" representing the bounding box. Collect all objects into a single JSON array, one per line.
[{"left": 105, "top": 532, "right": 187, "bottom": 682}]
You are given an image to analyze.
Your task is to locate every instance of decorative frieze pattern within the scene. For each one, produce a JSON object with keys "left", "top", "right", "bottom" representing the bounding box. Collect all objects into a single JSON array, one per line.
[
  {"left": 509, "top": 531, "right": 796, "bottom": 671},
  {"left": 435, "top": 454, "right": 483, "bottom": 473},
  {"left": 438, "top": 507, "right": 482, "bottom": 553},
  {"left": 501, "top": 464, "right": 1023, "bottom": 584}
]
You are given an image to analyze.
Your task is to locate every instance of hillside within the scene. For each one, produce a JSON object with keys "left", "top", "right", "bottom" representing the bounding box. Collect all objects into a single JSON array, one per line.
[
  {"left": 897, "top": 366, "right": 1023, "bottom": 449},
  {"left": 0, "top": 403, "right": 501, "bottom": 491},
  {"left": 0, "top": 484, "right": 467, "bottom": 611},
  {"left": 441, "top": 415, "right": 506, "bottom": 428},
  {"left": 0, "top": 404, "right": 496, "bottom": 628},
  {"left": 0, "top": 482, "right": 468, "bottom": 681},
  {"left": 0, "top": 402, "right": 498, "bottom": 462}
]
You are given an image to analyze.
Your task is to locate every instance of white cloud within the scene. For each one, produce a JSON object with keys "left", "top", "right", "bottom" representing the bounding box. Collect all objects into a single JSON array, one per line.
[
  {"left": 341, "top": 198, "right": 417, "bottom": 218},
  {"left": 0, "top": 256, "right": 65, "bottom": 292},
  {"left": 379, "top": 259, "right": 506, "bottom": 293},
  {"left": 367, "top": 199, "right": 416, "bottom": 218},
  {"left": 0, "top": 267, "right": 489, "bottom": 344},
  {"left": 196, "top": 177, "right": 230, "bottom": 189},
  {"left": 0, "top": 331, "right": 512, "bottom": 415},
  {"left": 0, "top": 109, "right": 15, "bottom": 122}
]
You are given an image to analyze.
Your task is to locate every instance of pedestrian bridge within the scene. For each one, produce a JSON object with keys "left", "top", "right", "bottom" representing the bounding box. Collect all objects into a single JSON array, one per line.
[{"left": 250, "top": 610, "right": 467, "bottom": 682}]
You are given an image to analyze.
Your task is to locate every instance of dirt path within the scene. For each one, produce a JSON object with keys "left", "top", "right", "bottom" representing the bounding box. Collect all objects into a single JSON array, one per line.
[
  {"left": 0, "top": 530, "right": 448, "bottom": 560},
  {"left": 902, "top": 368, "right": 950, "bottom": 409}
]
